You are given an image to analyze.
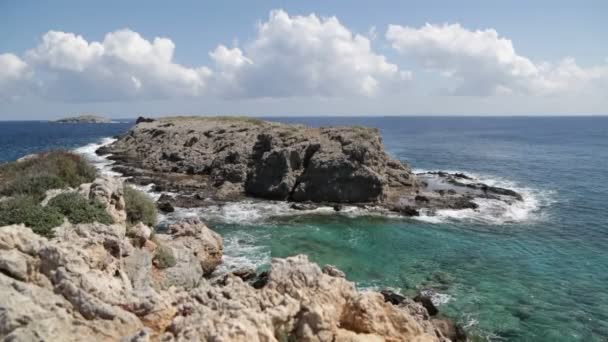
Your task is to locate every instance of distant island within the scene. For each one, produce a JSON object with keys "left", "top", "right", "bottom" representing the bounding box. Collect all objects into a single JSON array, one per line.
[{"left": 54, "top": 114, "right": 111, "bottom": 124}]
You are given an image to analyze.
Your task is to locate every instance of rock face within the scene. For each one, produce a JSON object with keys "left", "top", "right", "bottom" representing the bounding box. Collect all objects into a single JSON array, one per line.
[
  {"left": 101, "top": 117, "right": 419, "bottom": 205},
  {"left": 100, "top": 117, "right": 523, "bottom": 217},
  {"left": 55, "top": 114, "right": 111, "bottom": 124},
  {"left": 87, "top": 175, "right": 128, "bottom": 224},
  {"left": 0, "top": 220, "right": 458, "bottom": 341}
]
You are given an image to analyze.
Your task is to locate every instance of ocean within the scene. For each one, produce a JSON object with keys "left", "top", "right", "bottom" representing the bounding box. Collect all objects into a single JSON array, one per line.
[{"left": 1, "top": 117, "right": 607, "bottom": 341}]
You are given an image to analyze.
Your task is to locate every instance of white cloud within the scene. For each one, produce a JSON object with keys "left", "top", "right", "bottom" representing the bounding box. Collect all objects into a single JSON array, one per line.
[
  {"left": 25, "top": 29, "right": 211, "bottom": 101},
  {"left": 1, "top": 12, "right": 606, "bottom": 104},
  {"left": 386, "top": 23, "right": 608, "bottom": 96},
  {"left": 0, "top": 53, "right": 31, "bottom": 100},
  {"left": 210, "top": 10, "right": 411, "bottom": 98}
]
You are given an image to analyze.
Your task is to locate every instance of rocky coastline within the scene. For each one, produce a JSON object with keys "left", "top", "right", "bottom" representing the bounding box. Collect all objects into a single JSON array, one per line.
[
  {"left": 0, "top": 172, "right": 465, "bottom": 341},
  {"left": 99, "top": 116, "right": 523, "bottom": 217}
]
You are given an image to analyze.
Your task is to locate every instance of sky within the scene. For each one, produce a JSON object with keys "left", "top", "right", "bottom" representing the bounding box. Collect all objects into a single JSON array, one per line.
[{"left": 0, "top": 0, "right": 606, "bottom": 119}]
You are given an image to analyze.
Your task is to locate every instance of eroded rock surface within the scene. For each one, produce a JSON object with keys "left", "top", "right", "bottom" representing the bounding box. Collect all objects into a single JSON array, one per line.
[
  {"left": 99, "top": 117, "right": 522, "bottom": 217},
  {"left": 0, "top": 219, "right": 458, "bottom": 341},
  {"left": 99, "top": 117, "right": 419, "bottom": 205}
]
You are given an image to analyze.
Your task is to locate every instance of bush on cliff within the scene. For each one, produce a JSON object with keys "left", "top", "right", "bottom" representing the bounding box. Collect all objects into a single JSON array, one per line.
[
  {"left": 0, "top": 196, "right": 64, "bottom": 237},
  {"left": 124, "top": 185, "right": 157, "bottom": 227},
  {"left": 48, "top": 192, "right": 114, "bottom": 225},
  {"left": 0, "top": 151, "right": 96, "bottom": 200}
]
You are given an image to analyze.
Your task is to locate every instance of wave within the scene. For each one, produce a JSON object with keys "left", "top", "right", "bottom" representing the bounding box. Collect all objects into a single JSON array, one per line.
[
  {"left": 73, "top": 137, "right": 121, "bottom": 177},
  {"left": 412, "top": 168, "right": 555, "bottom": 225}
]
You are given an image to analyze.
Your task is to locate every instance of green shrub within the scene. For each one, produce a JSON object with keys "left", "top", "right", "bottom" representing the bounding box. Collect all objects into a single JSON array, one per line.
[
  {"left": 124, "top": 185, "right": 157, "bottom": 227},
  {"left": 0, "top": 196, "right": 64, "bottom": 238},
  {"left": 153, "top": 244, "right": 176, "bottom": 269},
  {"left": 48, "top": 192, "right": 113, "bottom": 225},
  {"left": 0, "top": 151, "right": 96, "bottom": 199}
]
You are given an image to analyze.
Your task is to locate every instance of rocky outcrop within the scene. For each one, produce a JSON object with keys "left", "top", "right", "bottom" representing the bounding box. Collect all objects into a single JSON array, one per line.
[
  {"left": 0, "top": 218, "right": 459, "bottom": 341},
  {"left": 87, "top": 175, "right": 128, "bottom": 224},
  {"left": 100, "top": 117, "right": 419, "bottom": 206},
  {"left": 99, "top": 117, "right": 522, "bottom": 217}
]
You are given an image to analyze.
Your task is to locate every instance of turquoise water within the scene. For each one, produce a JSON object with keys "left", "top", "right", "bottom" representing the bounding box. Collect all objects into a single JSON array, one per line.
[
  {"left": 2, "top": 117, "right": 607, "bottom": 341},
  {"left": 204, "top": 117, "right": 608, "bottom": 341}
]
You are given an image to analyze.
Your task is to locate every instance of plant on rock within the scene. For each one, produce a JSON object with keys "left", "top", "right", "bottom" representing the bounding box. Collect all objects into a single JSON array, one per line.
[
  {"left": 0, "top": 196, "right": 64, "bottom": 237},
  {"left": 0, "top": 151, "right": 96, "bottom": 200},
  {"left": 124, "top": 185, "right": 157, "bottom": 227},
  {"left": 48, "top": 192, "right": 114, "bottom": 225}
]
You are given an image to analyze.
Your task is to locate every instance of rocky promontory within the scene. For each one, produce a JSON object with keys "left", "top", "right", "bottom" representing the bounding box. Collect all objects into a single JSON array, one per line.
[
  {"left": 99, "top": 116, "right": 523, "bottom": 216},
  {"left": 55, "top": 114, "right": 112, "bottom": 124}
]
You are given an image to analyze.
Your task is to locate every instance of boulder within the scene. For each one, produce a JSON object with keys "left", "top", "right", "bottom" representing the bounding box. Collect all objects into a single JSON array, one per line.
[{"left": 152, "top": 218, "right": 223, "bottom": 288}]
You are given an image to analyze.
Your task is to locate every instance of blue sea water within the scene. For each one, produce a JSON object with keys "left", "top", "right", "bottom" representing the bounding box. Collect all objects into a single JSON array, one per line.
[{"left": 1, "top": 117, "right": 607, "bottom": 341}]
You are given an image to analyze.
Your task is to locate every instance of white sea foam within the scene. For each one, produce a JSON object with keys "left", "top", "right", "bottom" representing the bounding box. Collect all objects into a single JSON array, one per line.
[
  {"left": 73, "top": 137, "right": 120, "bottom": 176},
  {"left": 215, "top": 232, "right": 271, "bottom": 273},
  {"left": 413, "top": 169, "right": 555, "bottom": 225},
  {"left": 420, "top": 289, "right": 453, "bottom": 306}
]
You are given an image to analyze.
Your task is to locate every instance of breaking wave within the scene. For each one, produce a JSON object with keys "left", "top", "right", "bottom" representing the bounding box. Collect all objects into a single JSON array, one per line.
[
  {"left": 412, "top": 169, "right": 556, "bottom": 225},
  {"left": 73, "top": 137, "right": 120, "bottom": 177}
]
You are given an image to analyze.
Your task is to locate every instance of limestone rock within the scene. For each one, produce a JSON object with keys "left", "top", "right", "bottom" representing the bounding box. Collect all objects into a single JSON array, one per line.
[
  {"left": 152, "top": 218, "right": 223, "bottom": 288},
  {"left": 102, "top": 118, "right": 420, "bottom": 205},
  {"left": 88, "top": 175, "right": 127, "bottom": 224},
  {"left": 0, "top": 221, "right": 453, "bottom": 341}
]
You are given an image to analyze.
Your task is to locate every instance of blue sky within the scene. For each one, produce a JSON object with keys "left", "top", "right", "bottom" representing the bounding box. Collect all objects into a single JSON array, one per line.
[{"left": 0, "top": 0, "right": 606, "bottom": 119}]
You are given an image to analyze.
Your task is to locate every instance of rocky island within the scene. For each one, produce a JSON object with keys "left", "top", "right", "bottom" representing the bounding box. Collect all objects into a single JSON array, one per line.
[
  {"left": 0, "top": 151, "right": 465, "bottom": 341},
  {"left": 99, "top": 116, "right": 523, "bottom": 216},
  {"left": 55, "top": 114, "right": 112, "bottom": 124}
]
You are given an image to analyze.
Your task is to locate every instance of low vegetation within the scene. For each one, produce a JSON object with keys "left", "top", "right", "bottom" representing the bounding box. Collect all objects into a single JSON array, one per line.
[
  {"left": 0, "top": 150, "right": 160, "bottom": 238},
  {"left": 0, "top": 151, "right": 96, "bottom": 200},
  {"left": 0, "top": 196, "right": 64, "bottom": 238},
  {"left": 48, "top": 192, "right": 113, "bottom": 225},
  {"left": 124, "top": 185, "right": 158, "bottom": 227}
]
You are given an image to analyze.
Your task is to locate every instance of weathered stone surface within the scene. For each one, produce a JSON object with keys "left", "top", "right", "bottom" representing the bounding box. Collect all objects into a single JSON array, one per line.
[
  {"left": 102, "top": 118, "right": 420, "bottom": 206},
  {"left": 101, "top": 117, "right": 522, "bottom": 219},
  {"left": 87, "top": 175, "right": 127, "bottom": 224},
  {"left": 0, "top": 220, "right": 456, "bottom": 341},
  {"left": 152, "top": 218, "right": 223, "bottom": 289}
]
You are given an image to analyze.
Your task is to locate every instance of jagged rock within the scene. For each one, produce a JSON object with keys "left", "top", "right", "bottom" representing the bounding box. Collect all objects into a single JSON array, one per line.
[
  {"left": 165, "top": 255, "right": 441, "bottom": 342},
  {"left": 127, "top": 223, "right": 152, "bottom": 246},
  {"left": 381, "top": 289, "right": 408, "bottom": 305},
  {"left": 0, "top": 220, "right": 457, "bottom": 341},
  {"left": 157, "top": 200, "right": 175, "bottom": 213},
  {"left": 415, "top": 293, "right": 439, "bottom": 316},
  {"left": 87, "top": 175, "right": 127, "bottom": 224},
  {"left": 0, "top": 249, "right": 29, "bottom": 281},
  {"left": 432, "top": 317, "right": 467, "bottom": 342},
  {"left": 231, "top": 267, "right": 257, "bottom": 281},
  {"left": 101, "top": 118, "right": 420, "bottom": 206},
  {"left": 135, "top": 117, "right": 155, "bottom": 124},
  {"left": 152, "top": 218, "right": 223, "bottom": 289},
  {"left": 322, "top": 264, "right": 346, "bottom": 278}
]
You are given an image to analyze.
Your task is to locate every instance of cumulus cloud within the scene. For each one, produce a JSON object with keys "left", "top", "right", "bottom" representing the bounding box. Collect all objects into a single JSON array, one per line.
[
  {"left": 0, "top": 53, "right": 31, "bottom": 100},
  {"left": 25, "top": 30, "right": 211, "bottom": 101},
  {"left": 1, "top": 12, "right": 606, "bottom": 103},
  {"left": 210, "top": 10, "right": 411, "bottom": 98},
  {"left": 386, "top": 23, "right": 608, "bottom": 95}
]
